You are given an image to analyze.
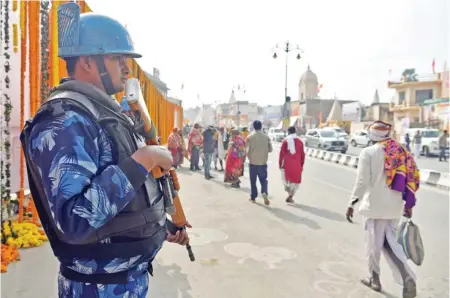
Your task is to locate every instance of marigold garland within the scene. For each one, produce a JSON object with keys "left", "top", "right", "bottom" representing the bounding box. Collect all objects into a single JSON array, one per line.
[
  {"left": 1, "top": 244, "right": 20, "bottom": 273},
  {"left": 1, "top": 0, "right": 12, "bottom": 210},
  {"left": 1, "top": 220, "right": 48, "bottom": 273},
  {"left": 18, "top": 0, "right": 27, "bottom": 223},
  {"left": 40, "top": 1, "right": 50, "bottom": 101}
]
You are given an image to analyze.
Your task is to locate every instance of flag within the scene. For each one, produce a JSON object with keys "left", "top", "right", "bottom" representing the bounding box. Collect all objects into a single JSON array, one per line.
[
  {"left": 432, "top": 58, "right": 436, "bottom": 74},
  {"left": 181, "top": 83, "right": 184, "bottom": 90}
]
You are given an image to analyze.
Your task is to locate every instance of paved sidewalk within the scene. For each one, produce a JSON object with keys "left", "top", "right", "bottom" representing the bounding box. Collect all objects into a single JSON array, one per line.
[{"left": 1, "top": 154, "right": 448, "bottom": 297}]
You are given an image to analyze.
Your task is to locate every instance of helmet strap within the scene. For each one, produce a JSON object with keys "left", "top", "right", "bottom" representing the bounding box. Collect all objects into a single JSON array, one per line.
[{"left": 93, "top": 56, "right": 117, "bottom": 95}]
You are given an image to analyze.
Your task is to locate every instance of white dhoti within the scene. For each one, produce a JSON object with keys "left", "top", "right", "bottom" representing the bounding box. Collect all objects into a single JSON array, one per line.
[
  {"left": 217, "top": 134, "right": 226, "bottom": 160},
  {"left": 414, "top": 143, "right": 421, "bottom": 157},
  {"left": 365, "top": 219, "right": 416, "bottom": 286},
  {"left": 281, "top": 170, "right": 300, "bottom": 196}
]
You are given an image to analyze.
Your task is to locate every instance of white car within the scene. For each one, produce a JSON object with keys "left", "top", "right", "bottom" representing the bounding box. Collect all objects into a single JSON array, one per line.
[
  {"left": 268, "top": 127, "right": 285, "bottom": 142},
  {"left": 350, "top": 130, "right": 372, "bottom": 147},
  {"left": 322, "top": 127, "right": 349, "bottom": 146},
  {"left": 400, "top": 128, "right": 449, "bottom": 156},
  {"left": 305, "top": 129, "right": 348, "bottom": 154}
]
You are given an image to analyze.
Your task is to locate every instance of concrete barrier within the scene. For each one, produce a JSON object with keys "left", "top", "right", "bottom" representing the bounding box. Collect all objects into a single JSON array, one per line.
[
  {"left": 420, "top": 170, "right": 450, "bottom": 190},
  {"left": 305, "top": 148, "right": 449, "bottom": 190}
]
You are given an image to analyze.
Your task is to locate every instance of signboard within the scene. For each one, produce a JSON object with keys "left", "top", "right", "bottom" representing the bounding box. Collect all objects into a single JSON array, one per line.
[{"left": 342, "top": 102, "right": 361, "bottom": 122}]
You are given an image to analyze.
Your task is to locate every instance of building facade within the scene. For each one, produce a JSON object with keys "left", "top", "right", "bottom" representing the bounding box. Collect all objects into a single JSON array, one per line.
[{"left": 388, "top": 72, "right": 447, "bottom": 131}]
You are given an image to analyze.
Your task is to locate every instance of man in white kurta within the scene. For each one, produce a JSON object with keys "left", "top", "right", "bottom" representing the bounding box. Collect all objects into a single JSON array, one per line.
[{"left": 346, "top": 121, "right": 417, "bottom": 298}]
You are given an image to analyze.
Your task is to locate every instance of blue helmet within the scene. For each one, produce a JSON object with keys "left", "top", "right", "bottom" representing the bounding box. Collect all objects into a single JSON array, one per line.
[{"left": 58, "top": 2, "right": 141, "bottom": 58}]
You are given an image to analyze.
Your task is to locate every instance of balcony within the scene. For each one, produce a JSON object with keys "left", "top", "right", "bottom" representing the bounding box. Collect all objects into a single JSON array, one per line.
[
  {"left": 389, "top": 102, "right": 421, "bottom": 112},
  {"left": 388, "top": 73, "right": 442, "bottom": 88}
]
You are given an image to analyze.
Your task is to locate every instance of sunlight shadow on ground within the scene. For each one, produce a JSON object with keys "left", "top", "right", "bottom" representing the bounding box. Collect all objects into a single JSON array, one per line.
[
  {"left": 288, "top": 203, "right": 347, "bottom": 222},
  {"left": 254, "top": 204, "right": 321, "bottom": 230}
]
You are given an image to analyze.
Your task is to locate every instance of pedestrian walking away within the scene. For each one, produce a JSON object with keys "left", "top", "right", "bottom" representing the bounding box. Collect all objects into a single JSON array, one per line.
[
  {"left": 188, "top": 124, "right": 203, "bottom": 171},
  {"left": 413, "top": 130, "right": 422, "bottom": 158},
  {"left": 214, "top": 127, "right": 226, "bottom": 171},
  {"left": 224, "top": 129, "right": 246, "bottom": 188},
  {"left": 203, "top": 125, "right": 216, "bottom": 179},
  {"left": 346, "top": 121, "right": 419, "bottom": 298},
  {"left": 19, "top": 3, "right": 190, "bottom": 297},
  {"left": 438, "top": 130, "right": 448, "bottom": 162},
  {"left": 279, "top": 126, "right": 305, "bottom": 203},
  {"left": 246, "top": 120, "right": 272, "bottom": 205},
  {"left": 405, "top": 133, "right": 411, "bottom": 152},
  {"left": 168, "top": 128, "right": 183, "bottom": 169}
]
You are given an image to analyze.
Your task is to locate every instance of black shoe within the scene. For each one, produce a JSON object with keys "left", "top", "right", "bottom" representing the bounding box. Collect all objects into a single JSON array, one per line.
[{"left": 208, "top": 175, "right": 215, "bottom": 179}]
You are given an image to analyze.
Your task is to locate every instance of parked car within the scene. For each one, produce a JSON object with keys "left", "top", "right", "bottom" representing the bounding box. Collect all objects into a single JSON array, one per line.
[
  {"left": 268, "top": 127, "right": 285, "bottom": 142},
  {"left": 323, "top": 126, "right": 348, "bottom": 138},
  {"left": 304, "top": 129, "right": 348, "bottom": 154},
  {"left": 400, "top": 128, "right": 449, "bottom": 156},
  {"left": 350, "top": 130, "right": 373, "bottom": 147}
]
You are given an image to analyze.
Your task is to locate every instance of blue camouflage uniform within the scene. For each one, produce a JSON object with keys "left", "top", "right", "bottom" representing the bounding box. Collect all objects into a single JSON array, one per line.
[{"left": 29, "top": 108, "right": 159, "bottom": 297}]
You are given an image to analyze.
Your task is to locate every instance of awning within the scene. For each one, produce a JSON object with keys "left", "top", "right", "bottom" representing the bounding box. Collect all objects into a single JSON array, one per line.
[{"left": 422, "top": 98, "right": 450, "bottom": 106}]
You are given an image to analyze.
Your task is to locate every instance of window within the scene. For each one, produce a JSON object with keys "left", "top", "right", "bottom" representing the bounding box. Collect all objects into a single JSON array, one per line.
[
  {"left": 319, "top": 131, "right": 337, "bottom": 138},
  {"left": 422, "top": 131, "right": 439, "bottom": 138},
  {"left": 415, "top": 89, "right": 433, "bottom": 105},
  {"left": 398, "top": 91, "right": 406, "bottom": 104}
]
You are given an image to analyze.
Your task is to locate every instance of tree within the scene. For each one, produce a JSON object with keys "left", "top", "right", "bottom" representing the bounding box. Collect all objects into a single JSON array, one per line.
[{"left": 402, "top": 68, "right": 418, "bottom": 82}]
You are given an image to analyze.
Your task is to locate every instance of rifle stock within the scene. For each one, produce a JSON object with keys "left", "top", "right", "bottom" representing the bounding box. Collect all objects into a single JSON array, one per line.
[{"left": 125, "top": 78, "right": 194, "bottom": 261}]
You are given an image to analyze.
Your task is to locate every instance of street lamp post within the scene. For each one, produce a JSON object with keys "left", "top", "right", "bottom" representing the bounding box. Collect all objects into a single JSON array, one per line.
[
  {"left": 272, "top": 41, "right": 303, "bottom": 132},
  {"left": 232, "top": 85, "right": 245, "bottom": 128}
]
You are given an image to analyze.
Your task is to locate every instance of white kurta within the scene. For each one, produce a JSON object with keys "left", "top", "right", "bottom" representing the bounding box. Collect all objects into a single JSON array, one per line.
[
  {"left": 349, "top": 143, "right": 405, "bottom": 219},
  {"left": 217, "top": 133, "right": 226, "bottom": 160}
]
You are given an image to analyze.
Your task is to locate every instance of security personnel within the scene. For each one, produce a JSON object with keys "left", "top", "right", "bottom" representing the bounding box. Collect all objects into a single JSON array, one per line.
[{"left": 20, "top": 3, "right": 189, "bottom": 297}]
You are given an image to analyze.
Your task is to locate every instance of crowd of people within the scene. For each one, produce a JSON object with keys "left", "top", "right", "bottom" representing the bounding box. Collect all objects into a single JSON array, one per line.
[
  {"left": 170, "top": 120, "right": 422, "bottom": 298},
  {"left": 167, "top": 120, "right": 306, "bottom": 205}
]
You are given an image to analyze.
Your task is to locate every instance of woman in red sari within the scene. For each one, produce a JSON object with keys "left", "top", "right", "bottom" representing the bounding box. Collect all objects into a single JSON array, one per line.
[
  {"left": 224, "top": 129, "right": 246, "bottom": 188},
  {"left": 168, "top": 128, "right": 183, "bottom": 168},
  {"left": 279, "top": 126, "right": 305, "bottom": 203}
]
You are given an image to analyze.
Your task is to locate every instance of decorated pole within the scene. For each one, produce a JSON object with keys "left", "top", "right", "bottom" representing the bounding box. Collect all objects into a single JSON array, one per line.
[{"left": 17, "top": 0, "right": 28, "bottom": 223}]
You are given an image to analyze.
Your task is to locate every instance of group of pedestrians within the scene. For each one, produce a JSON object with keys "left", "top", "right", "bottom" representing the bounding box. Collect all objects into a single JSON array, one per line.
[
  {"left": 168, "top": 120, "right": 306, "bottom": 206},
  {"left": 404, "top": 129, "right": 448, "bottom": 161}
]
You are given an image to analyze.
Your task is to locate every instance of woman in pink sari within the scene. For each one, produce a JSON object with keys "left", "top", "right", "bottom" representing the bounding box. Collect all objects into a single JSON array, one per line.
[
  {"left": 224, "top": 129, "right": 246, "bottom": 188},
  {"left": 168, "top": 128, "right": 183, "bottom": 168}
]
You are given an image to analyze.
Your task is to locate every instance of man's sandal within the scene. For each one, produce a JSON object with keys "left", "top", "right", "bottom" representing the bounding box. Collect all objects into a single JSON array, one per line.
[{"left": 360, "top": 277, "right": 382, "bottom": 292}]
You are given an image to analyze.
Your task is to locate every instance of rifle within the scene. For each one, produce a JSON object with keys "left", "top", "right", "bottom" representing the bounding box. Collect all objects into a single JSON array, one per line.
[{"left": 125, "top": 78, "right": 195, "bottom": 262}]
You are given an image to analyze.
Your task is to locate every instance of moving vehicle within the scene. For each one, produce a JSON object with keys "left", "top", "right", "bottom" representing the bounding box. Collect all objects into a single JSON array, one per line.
[
  {"left": 400, "top": 128, "right": 449, "bottom": 156},
  {"left": 268, "top": 127, "right": 285, "bottom": 142},
  {"left": 304, "top": 129, "right": 348, "bottom": 153},
  {"left": 350, "top": 130, "right": 372, "bottom": 147}
]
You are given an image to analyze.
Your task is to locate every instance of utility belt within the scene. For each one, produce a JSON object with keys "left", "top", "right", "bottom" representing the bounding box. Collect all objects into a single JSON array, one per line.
[{"left": 60, "top": 263, "right": 154, "bottom": 284}]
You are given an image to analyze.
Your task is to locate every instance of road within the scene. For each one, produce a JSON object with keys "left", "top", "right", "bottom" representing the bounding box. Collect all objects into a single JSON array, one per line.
[
  {"left": 297, "top": 138, "right": 449, "bottom": 173},
  {"left": 345, "top": 145, "right": 449, "bottom": 174},
  {"left": 2, "top": 147, "right": 449, "bottom": 298}
]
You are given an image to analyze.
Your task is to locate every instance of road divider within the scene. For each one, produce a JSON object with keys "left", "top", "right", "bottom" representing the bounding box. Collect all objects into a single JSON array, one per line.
[{"left": 304, "top": 148, "right": 450, "bottom": 191}]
